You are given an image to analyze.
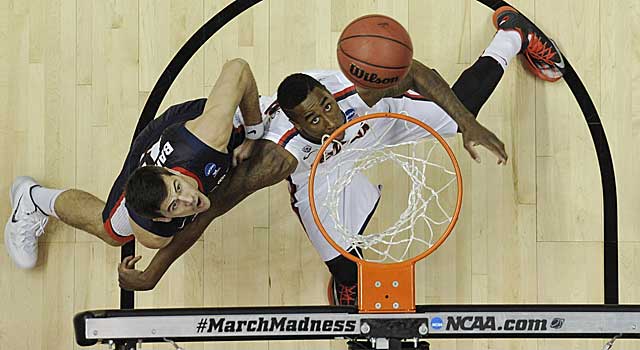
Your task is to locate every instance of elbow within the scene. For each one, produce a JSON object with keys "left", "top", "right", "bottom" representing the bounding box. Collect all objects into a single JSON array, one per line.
[
  {"left": 223, "top": 58, "right": 253, "bottom": 88},
  {"left": 224, "top": 58, "right": 250, "bottom": 75},
  {"left": 281, "top": 156, "right": 297, "bottom": 179},
  {"left": 270, "top": 145, "right": 297, "bottom": 183},
  {"left": 226, "top": 57, "right": 249, "bottom": 67}
]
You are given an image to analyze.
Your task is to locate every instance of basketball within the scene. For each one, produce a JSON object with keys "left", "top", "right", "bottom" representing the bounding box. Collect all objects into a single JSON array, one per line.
[{"left": 337, "top": 14, "right": 413, "bottom": 89}]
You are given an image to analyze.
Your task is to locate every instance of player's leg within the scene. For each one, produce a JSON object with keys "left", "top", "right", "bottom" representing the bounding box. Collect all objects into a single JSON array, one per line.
[
  {"left": 53, "top": 189, "right": 123, "bottom": 246},
  {"left": 4, "top": 178, "right": 122, "bottom": 269},
  {"left": 294, "top": 171, "right": 380, "bottom": 306},
  {"left": 326, "top": 253, "right": 359, "bottom": 306},
  {"left": 17, "top": 180, "right": 122, "bottom": 246},
  {"left": 326, "top": 191, "right": 380, "bottom": 306},
  {"left": 451, "top": 7, "right": 566, "bottom": 116},
  {"left": 378, "top": 28, "right": 525, "bottom": 144},
  {"left": 449, "top": 30, "right": 521, "bottom": 118},
  {"left": 386, "top": 20, "right": 533, "bottom": 141}
]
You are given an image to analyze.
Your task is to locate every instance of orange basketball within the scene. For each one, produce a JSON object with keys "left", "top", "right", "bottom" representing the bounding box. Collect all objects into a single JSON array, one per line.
[{"left": 337, "top": 14, "right": 413, "bottom": 89}]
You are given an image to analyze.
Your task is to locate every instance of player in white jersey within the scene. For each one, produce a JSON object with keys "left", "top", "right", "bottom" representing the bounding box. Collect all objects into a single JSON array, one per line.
[
  {"left": 264, "top": 70, "right": 461, "bottom": 259},
  {"left": 264, "top": 8, "right": 564, "bottom": 305}
]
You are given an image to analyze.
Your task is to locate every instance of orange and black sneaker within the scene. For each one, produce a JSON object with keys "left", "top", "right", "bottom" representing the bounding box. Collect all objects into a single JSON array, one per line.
[
  {"left": 493, "top": 6, "right": 565, "bottom": 82},
  {"left": 327, "top": 276, "right": 358, "bottom": 306}
]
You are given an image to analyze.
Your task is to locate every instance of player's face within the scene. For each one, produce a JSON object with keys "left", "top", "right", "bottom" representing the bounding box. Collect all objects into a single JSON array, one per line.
[
  {"left": 288, "top": 87, "right": 346, "bottom": 142},
  {"left": 155, "top": 173, "right": 211, "bottom": 219}
]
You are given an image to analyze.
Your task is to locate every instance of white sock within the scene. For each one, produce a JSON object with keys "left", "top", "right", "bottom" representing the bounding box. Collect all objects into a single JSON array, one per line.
[
  {"left": 481, "top": 30, "right": 523, "bottom": 71},
  {"left": 30, "top": 186, "right": 64, "bottom": 219}
]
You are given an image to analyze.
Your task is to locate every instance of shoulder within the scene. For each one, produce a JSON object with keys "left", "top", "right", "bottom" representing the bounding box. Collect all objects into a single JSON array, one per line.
[{"left": 129, "top": 217, "right": 174, "bottom": 249}]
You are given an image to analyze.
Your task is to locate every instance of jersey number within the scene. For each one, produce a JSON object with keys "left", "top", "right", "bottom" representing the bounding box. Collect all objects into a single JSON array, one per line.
[{"left": 141, "top": 139, "right": 175, "bottom": 167}]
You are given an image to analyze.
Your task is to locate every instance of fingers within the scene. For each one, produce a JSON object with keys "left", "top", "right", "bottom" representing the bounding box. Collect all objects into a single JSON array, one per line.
[
  {"left": 232, "top": 149, "right": 240, "bottom": 168},
  {"left": 127, "top": 256, "right": 142, "bottom": 268},
  {"left": 486, "top": 134, "right": 508, "bottom": 165},
  {"left": 233, "top": 147, "right": 251, "bottom": 168},
  {"left": 464, "top": 141, "right": 481, "bottom": 164},
  {"left": 465, "top": 131, "right": 509, "bottom": 165},
  {"left": 491, "top": 137, "right": 508, "bottom": 165},
  {"left": 119, "top": 255, "right": 142, "bottom": 271},
  {"left": 118, "top": 256, "right": 130, "bottom": 272}
]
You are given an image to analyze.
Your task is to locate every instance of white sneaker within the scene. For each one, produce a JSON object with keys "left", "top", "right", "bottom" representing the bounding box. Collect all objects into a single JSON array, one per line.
[{"left": 4, "top": 176, "right": 49, "bottom": 269}]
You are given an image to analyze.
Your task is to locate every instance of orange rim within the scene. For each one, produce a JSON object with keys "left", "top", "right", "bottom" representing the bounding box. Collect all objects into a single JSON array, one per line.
[
  {"left": 309, "top": 113, "right": 462, "bottom": 312},
  {"left": 309, "top": 112, "right": 462, "bottom": 268}
]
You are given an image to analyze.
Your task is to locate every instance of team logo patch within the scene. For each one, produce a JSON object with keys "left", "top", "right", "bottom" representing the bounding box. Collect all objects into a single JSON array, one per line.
[
  {"left": 204, "top": 162, "right": 220, "bottom": 177},
  {"left": 345, "top": 108, "right": 357, "bottom": 121},
  {"left": 430, "top": 317, "right": 444, "bottom": 331}
]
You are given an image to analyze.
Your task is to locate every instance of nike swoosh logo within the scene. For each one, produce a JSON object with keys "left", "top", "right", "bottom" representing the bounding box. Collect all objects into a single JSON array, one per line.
[
  {"left": 11, "top": 194, "right": 23, "bottom": 223},
  {"left": 247, "top": 130, "right": 257, "bottom": 135},
  {"left": 554, "top": 49, "right": 565, "bottom": 69},
  {"left": 548, "top": 39, "right": 565, "bottom": 70}
]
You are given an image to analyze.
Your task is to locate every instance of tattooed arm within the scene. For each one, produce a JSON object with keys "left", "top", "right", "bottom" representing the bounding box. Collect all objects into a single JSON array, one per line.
[
  {"left": 356, "top": 59, "right": 507, "bottom": 164},
  {"left": 118, "top": 140, "right": 297, "bottom": 290}
]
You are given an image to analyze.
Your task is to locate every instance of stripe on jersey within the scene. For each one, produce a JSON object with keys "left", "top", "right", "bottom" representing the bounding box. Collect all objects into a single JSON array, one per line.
[
  {"left": 278, "top": 128, "right": 298, "bottom": 147},
  {"left": 333, "top": 86, "right": 357, "bottom": 101}
]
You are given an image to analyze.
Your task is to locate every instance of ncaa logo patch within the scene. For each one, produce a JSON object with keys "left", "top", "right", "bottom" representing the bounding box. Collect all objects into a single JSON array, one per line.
[
  {"left": 204, "top": 162, "right": 220, "bottom": 177},
  {"left": 430, "top": 317, "right": 444, "bottom": 330},
  {"left": 345, "top": 108, "right": 357, "bottom": 121}
]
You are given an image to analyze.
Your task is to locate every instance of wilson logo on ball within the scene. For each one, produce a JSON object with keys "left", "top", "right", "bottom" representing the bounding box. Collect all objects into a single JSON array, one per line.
[
  {"left": 337, "top": 14, "right": 413, "bottom": 89},
  {"left": 349, "top": 64, "right": 399, "bottom": 86}
]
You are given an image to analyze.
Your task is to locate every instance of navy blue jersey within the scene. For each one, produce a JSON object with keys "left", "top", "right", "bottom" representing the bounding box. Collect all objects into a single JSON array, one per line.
[{"left": 103, "top": 99, "right": 244, "bottom": 241}]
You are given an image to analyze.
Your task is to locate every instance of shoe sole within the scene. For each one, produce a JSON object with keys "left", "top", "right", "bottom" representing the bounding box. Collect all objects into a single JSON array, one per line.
[
  {"left": 492, "top": 6, "right": 519, "bottom": 31},
  {"left": 522, "top": 55, "right": 563, "bottom": 82}
]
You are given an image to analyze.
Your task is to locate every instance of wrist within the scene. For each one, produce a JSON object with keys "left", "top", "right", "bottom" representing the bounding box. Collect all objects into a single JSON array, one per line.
[
  {"left": 454, "top": 112, "right": 476, "bottom": 132},
  {"left": 244, "top": 122, "right": 264, "bottom": 140},
  {"left": 141, "top": 269, "right": 158, "bottom": 290}
]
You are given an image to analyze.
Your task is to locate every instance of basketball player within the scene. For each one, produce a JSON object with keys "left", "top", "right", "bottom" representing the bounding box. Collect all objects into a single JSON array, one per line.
[
  {"left": 4, "top": 59, "right": 294, "bottom": 281},
  {"left": 265, "top": 7, "right": 565, "bottom": 305}
]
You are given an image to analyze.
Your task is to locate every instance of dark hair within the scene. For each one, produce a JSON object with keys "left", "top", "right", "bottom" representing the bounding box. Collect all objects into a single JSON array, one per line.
[
  {"left": 125, "top": 166, "right": 172, "bottom": 218},
  {"left": 277, "top": 73, "right": 325, "bottom": 118}
]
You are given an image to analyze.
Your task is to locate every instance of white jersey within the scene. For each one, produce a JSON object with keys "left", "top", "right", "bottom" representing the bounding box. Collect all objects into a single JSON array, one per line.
[{"left": 262, "top": 70, "right": 458, "bottom": 261}]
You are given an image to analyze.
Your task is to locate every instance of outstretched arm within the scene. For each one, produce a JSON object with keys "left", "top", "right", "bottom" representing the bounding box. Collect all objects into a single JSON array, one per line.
[
  {"left": 186, "top": 58, "right": 262, "bottom": 152},
  {"left": 118, "top": 140, "right": 297, "bottom": 291},
  {"left": 356, "top": 59, "right": 508, "bottom": 164}
]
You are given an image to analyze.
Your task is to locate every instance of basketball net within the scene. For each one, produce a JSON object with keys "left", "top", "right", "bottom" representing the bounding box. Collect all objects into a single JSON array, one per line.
[{"left": 309, "top": 113, "right": 462, "bottom": 313}]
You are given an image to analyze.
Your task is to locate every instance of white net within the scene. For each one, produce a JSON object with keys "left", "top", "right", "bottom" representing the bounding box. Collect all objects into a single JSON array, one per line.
[{"left": 313, "top": 115, "right": 460, "bottom": 263}]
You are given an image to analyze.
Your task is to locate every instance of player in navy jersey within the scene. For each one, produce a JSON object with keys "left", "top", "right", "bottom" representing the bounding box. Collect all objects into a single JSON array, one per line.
[{"left": 4, "top": 59, "right": 295, "bottom": 290}]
